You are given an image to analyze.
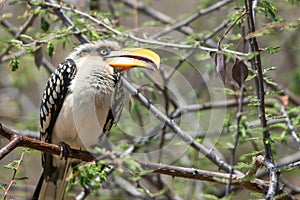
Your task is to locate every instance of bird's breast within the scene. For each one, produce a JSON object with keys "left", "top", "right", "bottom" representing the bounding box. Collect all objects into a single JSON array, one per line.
[{"left": 53, "top": 82, "right": 114, "bottom": 151}]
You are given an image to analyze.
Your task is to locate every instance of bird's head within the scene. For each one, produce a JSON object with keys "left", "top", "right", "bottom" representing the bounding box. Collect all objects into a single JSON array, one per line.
[{"left": 68, "top": 40, "right": 160, "bottom": 72}]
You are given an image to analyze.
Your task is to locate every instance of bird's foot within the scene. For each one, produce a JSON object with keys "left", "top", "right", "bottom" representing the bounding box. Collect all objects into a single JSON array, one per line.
[{"left": 58, "top": 142, "right": 72, "bottom": 160}]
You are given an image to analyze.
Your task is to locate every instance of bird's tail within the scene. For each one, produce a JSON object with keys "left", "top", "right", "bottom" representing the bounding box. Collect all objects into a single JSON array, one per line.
[{"left": 33, "top": 159, "right": 72, "bottom": 200}]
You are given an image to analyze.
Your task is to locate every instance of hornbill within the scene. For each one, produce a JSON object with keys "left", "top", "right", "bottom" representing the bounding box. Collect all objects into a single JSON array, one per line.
[{"left": 33, "top": 40, "right": 160, "bottom": 200}]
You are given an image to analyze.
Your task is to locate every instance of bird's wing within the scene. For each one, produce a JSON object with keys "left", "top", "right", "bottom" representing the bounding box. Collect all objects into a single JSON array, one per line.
[
  {"left": 102, "top": 71, "right": 124, "bottom": 136},
  {"left": 40, "top": 59, "right": 77, "bottom": 143}
]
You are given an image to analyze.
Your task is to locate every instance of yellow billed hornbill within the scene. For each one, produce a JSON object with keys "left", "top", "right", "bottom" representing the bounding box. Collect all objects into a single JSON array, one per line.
[{"left": 33, "top": 41, "right": 160, "bottom": 200}]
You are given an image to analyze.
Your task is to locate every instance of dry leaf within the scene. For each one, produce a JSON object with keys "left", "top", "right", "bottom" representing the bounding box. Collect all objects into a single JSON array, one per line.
[{"left": 232, "top": 58, "right": 248, "bottom": 87}]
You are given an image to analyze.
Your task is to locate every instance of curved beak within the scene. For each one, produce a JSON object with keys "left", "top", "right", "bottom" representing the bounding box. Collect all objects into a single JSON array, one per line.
[{"left": 106, "top": 48, "right": 160, "bottom": 71}]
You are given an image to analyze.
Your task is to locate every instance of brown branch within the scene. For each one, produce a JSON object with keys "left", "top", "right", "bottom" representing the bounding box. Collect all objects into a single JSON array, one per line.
[{"left": 0, "top": 123, "right": 94, "bottom": 162}]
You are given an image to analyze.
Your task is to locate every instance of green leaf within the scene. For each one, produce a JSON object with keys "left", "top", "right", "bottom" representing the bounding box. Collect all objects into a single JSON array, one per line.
[
  {"left": 3, "top": 160, "right": 18, "bottom": 169},
  {"left": 259, "top": 0, "right": 279, "bottom": 21},
  {"left": 7, "top": 39, "right": 23, "bottom": 45},
  {"left": 263, "top": 76, "right": 277, "bottom": 86},
  {"left": 89, "top": 29, "right": 101, "bottom": 41},
  {"left": 200, "top": 193, "right": 219, "bottom": 200},
  {"left": 224, "top": 33, "right": 242, "bottom": 41},
  {"left": 214, "top": 88, "right": 237, "bottom": 95},
  {"left": 0, "top": 183, "right": 6, "bottom": 190},
  {"left": 195, "top": 52, "right": 211, "bottom": 61},
  {"left": 263, "top": 66, "right": 277, "bottom": 73},
  {"left": 240, "top": 151, "right": 263, "bottom": 161},
  {"left": 262, "top": 46, "right": 281, "bottom": 54},
  {"left": 217, "top": 141, "right": 234, "bottom": 149},
  {"left": 235, "top": 162, "right": 252, "bottom": 170},
  {"left": 9, "top": 0, "right": 21, "bottom": 5},
  {"left": 250, "top": 192, "right": 265, "bottom": 198},
  {"left": 9, "top": 56, "right": 19, "bottom": 71},
  {"left": 46, "top": 42, "right": 54, "bottom": 58},
  {"left": 19, "top": 34, "right": 34, "bottom": 41},
  {"left": 15, "top": 176, "right": 28, "bottom": 181},
  {"left": 41, "top": 17, "right": 50, "bottom": 32}
]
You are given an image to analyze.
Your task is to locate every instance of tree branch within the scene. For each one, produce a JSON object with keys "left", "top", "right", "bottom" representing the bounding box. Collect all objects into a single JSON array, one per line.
[
  {"left": 0, "top": 123, "right": 94, "bottom": 162},
  {"left": 245, "top": 0, "right": 278, "bottom": 198},
  {"left": 151, "top": 0, "right": 233, "bottom": 39}
]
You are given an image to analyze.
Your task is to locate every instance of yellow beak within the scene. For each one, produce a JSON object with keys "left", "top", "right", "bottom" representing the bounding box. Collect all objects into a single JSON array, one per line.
[{"left": 106, "top": 48, "right": 160, "bottom": 71}]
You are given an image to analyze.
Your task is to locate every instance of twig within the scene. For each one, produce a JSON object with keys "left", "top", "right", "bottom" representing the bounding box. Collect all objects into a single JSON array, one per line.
[
  {"left": 3, "top": 151, "right": 26, "bottom": 199},
  {"left": 275, "top": 160, "right": 300, "bottom": 172},
  {"left": 265, "top": 75, "right": 300, "bottom": 106},
  {"left": 280, "top": 104, "right": 300, "bottom": 146},
  {"left": 41, "top": 1, "right": 121, "bottom": 36},
  {"left": 203, "top": 19, "right": 231, "bottom": 42},
  {"left": 166, "top": 49, "right": 196, "bottom": 82},
  {"left": 120, "top": 0, "right": 194, "bottom": 35},
  {"left": 246, "top": 155, "right": 265, "bottom": 177},
  {"left": 218, "top": 10, "right": 247, "bottom": 47},
  {"left": 46, "top": 0, "right": 89, "bottom": 43},
  {"left": 0, "top": 136, "right": 22, "bottom": 161},
  {"left": 138, "top": 160, "right": 269, "bottom": 194},
  {"left": 128, "top": 33, "right": 249, "bottom": 57},
  {"left": 151, "top": 0, "right": 233, "bottom": 39},
  {"left": 171, "top": 98, "right": 274, "bottom": 119}
]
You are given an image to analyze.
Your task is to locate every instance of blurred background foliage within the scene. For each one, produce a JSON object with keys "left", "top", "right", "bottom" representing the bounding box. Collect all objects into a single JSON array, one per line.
[{"left": 1, "top": 0, "right": 300, "bottom": 199}]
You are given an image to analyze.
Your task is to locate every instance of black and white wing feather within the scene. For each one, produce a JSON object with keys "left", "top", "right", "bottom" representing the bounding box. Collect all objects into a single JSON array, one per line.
[
  {"left": 101, "top": 71, "right": 124, "bottom": 136},
  {"left": 40, "top": 59, "right": 77, "bottom": 143}
]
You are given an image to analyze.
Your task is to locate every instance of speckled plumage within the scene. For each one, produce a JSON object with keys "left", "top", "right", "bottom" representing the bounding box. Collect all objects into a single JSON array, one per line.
[{"left": 40, "top": 59, "right": 77, "bottom": 142}]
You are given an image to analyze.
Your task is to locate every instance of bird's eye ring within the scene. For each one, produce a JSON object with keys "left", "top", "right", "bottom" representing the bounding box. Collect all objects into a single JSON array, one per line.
[{"left": 98, "top": 47, "right": 111, "bottom": 56}]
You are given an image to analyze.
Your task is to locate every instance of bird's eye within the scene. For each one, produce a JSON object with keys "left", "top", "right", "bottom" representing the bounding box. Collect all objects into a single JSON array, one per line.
[{"left": 98, "top": 47, "right": 111, "bottom": 56}]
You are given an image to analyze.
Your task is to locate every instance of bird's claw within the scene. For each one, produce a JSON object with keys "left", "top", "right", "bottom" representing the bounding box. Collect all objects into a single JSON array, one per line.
[{"left": 58, "top": 142, "right": 72, "bottom": 160}]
